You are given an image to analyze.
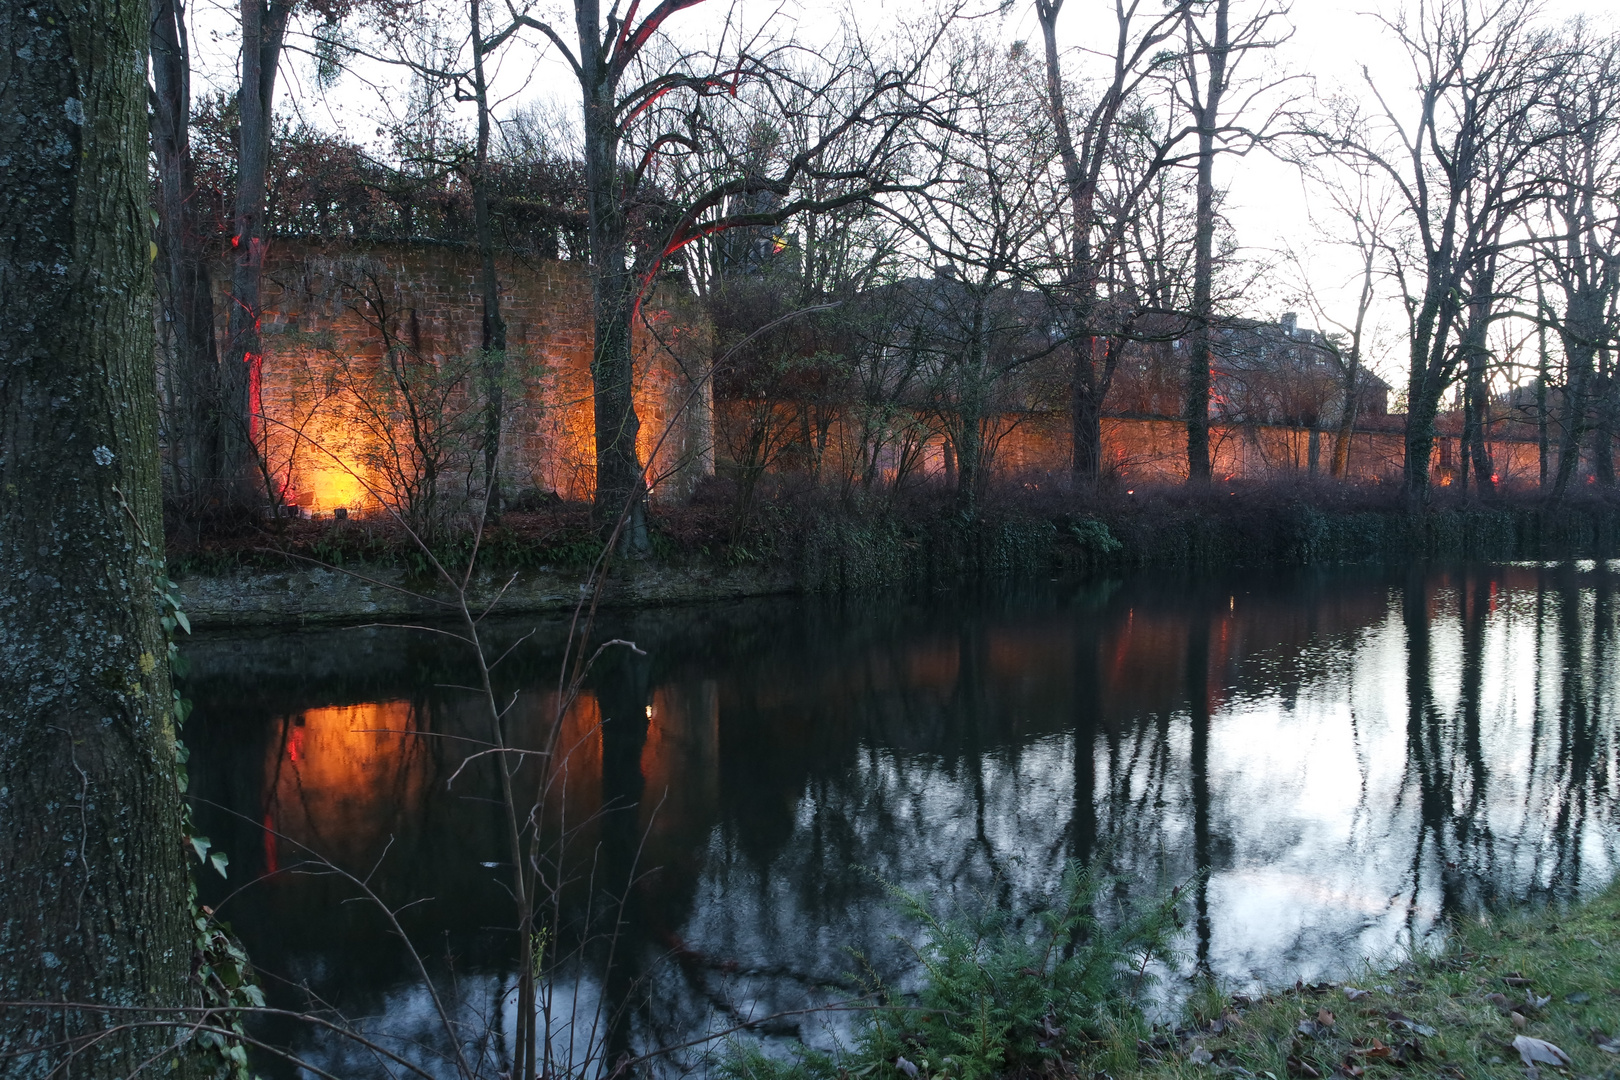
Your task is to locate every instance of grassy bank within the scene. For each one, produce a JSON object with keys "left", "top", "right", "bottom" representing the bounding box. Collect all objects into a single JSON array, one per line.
[
  {"left": 720, "top": 878, "right": 1620, "bottom": 1080},
  {"left": 1122, "top": 881, "right": 1620, "bottom": 1080}
]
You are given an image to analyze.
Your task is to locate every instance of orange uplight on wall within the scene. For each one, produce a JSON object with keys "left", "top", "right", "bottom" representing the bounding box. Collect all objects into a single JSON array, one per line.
[
  {"left": 291, "top": 413, "right": 374, "bottom": 513},
  {"left": 301, "top": 453, "right": 371, "bottom": 512}
]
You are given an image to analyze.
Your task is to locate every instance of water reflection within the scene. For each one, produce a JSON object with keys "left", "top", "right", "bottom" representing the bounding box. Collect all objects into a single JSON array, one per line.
[{"left": 185, "top": 563, "right": 1620, "bottom": 1076}]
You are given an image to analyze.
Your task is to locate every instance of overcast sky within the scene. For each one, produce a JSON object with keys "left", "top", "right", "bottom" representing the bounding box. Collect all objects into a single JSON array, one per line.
[{"left": 190, "top": 0, "right": 1613, "bottom": 387}]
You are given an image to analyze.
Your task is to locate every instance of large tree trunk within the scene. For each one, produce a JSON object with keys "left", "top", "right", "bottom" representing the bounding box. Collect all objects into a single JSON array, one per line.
[
  {"left": 151, "top": 0, "right": 219, "bottom": 520},
  {"left": 1331, "top": 361, "right": 1359, "bottom": 478},
  {"left": 1072, "top": 348, "right": 1106, "bottom": 483},
  {"left": 1537, "top": 287, "right": 1550, "bottom": 490},
  {"left": 1459, "top": 271, "right": 1496, "bottom": 497},
  {"left": 1036, "top": 5, "right": 1104, "bottom": 487},
  {"left": 1403, "top": 373, "right": 1441, "bottom": 502},
  {"left": 579, "top": 11, "right": 649, "bottom": 553},
  {"left": 1185, "top": 127, "right": 1217, "bottom": 484},
  {"left": 470, "top": 0, "right": 508, "bottom": 513},
  {"left": 1184, "top": 0, "right": 1229, "bottom": 486},
  {"left": 1592, "top": 362, "right": 1615, "bottom": 487},
  {"left": 0, "top": 2, "right": 196, "bottom": 1073},
  {"left": 1552, "top": 296, "right": 1600, "bottom": 497},
  {"left": 221, "top": 0, "right": 292, "bottom": 508},
  {"left": 1401, "top": 286, "right": 1457, "bottom": 503}
]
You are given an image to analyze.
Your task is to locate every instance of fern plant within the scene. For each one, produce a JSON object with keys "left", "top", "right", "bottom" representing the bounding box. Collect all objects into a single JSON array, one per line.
[{"left": 719, "top": 862, "right": 1185, "bottom": 1080}]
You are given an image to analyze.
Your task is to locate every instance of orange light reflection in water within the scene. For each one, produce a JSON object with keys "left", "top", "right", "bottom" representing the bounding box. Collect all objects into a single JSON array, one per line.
[{"left": 262, "top": 700, "right": 426, "bottom": 873}]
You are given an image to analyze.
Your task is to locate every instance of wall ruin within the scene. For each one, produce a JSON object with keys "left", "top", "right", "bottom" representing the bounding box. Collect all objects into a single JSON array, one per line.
[{"left": 240, "top": 241, "right": 712, "bottom": 516}]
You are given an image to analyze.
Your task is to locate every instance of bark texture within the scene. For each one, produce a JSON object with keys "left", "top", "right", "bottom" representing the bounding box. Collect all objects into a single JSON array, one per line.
[{"left": 0, "top": 2, "right": 195, "bottom": 1074}]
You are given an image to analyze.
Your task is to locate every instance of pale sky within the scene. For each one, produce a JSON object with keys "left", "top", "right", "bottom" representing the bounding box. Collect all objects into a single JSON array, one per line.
[{"left": 188, "top": 0, "right": 1614, "bottom": 390}]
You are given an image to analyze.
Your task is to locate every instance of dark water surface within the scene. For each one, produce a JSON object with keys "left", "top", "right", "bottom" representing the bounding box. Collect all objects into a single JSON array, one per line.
[{"left": 186, "top": 562, "right": 1620, "bottom": 1076}]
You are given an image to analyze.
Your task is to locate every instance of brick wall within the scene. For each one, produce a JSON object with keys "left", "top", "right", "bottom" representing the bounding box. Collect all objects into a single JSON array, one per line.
[
  {"left": 716, "top": 403, "right": 1552, "bottom": 491},
  {"left": 235, "top": 240, "right": 712, "bottom": 514}
]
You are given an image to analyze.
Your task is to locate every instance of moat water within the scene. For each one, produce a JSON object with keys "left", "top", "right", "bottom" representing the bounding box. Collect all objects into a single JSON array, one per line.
[{"left": 185, "top": 561, "right": 1620, "bottom": 1077}]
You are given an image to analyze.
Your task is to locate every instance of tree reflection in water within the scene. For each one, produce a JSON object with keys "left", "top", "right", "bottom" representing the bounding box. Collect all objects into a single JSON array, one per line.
[{"left": 184, "top": 562, "right": 1620, "bottom": 1077}]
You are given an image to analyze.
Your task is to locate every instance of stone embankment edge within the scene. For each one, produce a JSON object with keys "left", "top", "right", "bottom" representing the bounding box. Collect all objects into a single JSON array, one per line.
[{"left": 175, "top": 563, "right": 796, "bottom": 629}]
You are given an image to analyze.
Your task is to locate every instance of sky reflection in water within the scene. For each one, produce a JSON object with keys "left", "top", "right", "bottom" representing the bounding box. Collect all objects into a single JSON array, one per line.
[{"left": 186, "top": 561, "right": 1620, "bottom": 1076}]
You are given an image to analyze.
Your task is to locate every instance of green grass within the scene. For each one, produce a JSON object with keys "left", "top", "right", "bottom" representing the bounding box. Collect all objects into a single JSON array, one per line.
[
  {"left": 1124, "top": 882, "right": 1620, "bottom": 1080},
  {"left": 717, "top": 879, "right": 1620, "bottom": 1080}
]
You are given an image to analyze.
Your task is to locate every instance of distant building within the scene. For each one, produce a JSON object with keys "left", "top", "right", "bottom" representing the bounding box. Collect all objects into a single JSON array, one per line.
[
  {"left": 1110, "top": 313, "right": 1389, "bottom": 426},
  {"left": 1210, "top": 313, "right": 1390, "bottom": 426}
]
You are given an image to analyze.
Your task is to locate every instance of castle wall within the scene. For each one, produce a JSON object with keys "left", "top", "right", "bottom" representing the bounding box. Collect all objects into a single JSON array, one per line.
[
  {"left": 714, "top": 403, "right": 1555, "bottom": 492},
  {"left": 236, "top": 241, "right": 711, "bottom": 515}
]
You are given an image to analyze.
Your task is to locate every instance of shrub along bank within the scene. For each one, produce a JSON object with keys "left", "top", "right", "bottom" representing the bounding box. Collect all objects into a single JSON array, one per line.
[
  {"left": 166, "top": 484, "right": 1620, "bottom": 624},
  {"left": 792, "top": 487, "right": 1620, "bottom": 592}
]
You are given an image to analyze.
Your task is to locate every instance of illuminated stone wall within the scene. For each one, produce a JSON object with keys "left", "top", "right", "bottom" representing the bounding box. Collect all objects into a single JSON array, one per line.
[
  {"left": 716, "top": 404, "right": 1548, "bottom": 490},
  {"left": 238, "top": 240, "right": 712, "bottom": 514}
]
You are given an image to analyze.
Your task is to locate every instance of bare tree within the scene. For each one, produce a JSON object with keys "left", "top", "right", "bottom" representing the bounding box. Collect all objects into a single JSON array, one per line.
[
  {"left": 467, "top": 0, "right": 518, "bottom": 510},
  {"left": 1172, "top": 0, "right": 1292, "bottom": 484},
  {"left": 221, "top": 0, "right": 297, "bottom": 505},
  {"left": 1034, "top": 0, "right": 1193, "bottom": 485},
  {"left": 894, "top": 33, "right": 1063, "bottom": 511},
  {"left": 1312, "top": 0, "right": 1566, "bottom": 502},
  {"left": 330, "top": 0, "right": 529, "bottom": 508},
  {"left": 1282, "top": 165, "right": 1400, "bottom": 478},
  {"left": 508, "top": 2, "right": 939, "bottom": 551},
  {"left": 151, "top": 0, "right": 221, "bottom": 518},
  {"left": 1527, "top": 21, "right": 1620, "bottom": 495}
]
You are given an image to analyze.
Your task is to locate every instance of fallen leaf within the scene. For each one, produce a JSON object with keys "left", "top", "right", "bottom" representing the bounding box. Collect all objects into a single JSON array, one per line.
[
  {"left": 1286, "top": 1056, "right": 1322, "bottom": 1079},
  {"left": 1355, "top": 1040, "right": 1394, "bottom": 1060},
  {"left": 1393, "top": 1040, "right": 1425, "bottom": 1065},
  {"left": 1188, "top": 1045, "right": 1214, "bottom": 1066},
  {"left": 896, "top": 1056, "right": 919, "bottom": 1078},
  {"left": 1318, "top": 1009, "right": 1336, "bottom": 1028},
  {"left": 1512, "top": 1036, "right": 1571, "bottom": 1068},
  {"left": 1592, "top": 1031, "right": 1620, "bottom": 1054},
  {"left": 1387, "top": 1011, "right": 1437, "bottom": 1037},
  {"left": 1334, "top": 1067, "right": 1364, "bottom": 1079},
  {"left": 1486, "top": 993, "right": 1512, "bottom": 1009},
  {"left": 1504, "top": 973, "right": 1533, "bottom": 987},
  {"left": 1525, "top": 993, "right": 1552, "bottom": 1010},
  {"left": 1344, "top": 987, "right": 1372, "bottom": 1001},
  {"left": 1512, "top": 1012, "right": 1528, "bottom": 1030},
  {"left": 1565, "top": 992, "right": 1591, "bottom": 1006}
]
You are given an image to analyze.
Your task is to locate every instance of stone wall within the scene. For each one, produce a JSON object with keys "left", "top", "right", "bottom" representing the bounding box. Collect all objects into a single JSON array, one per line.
[
  {"left": 715, "top": 403, "right": 1550, "bottom": 491},
  {"left": 238, "top": 240, "right": 712, "bottom": 515}
]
